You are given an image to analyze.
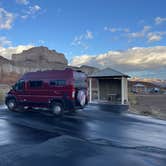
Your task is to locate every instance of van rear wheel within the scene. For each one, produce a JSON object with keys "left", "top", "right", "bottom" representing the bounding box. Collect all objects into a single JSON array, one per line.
[
  {"left": 51, "top": 102, "right": 64, "bottom": 116},
  {"left": 6, "top": 99, "right": 17, "bottom": 111}
]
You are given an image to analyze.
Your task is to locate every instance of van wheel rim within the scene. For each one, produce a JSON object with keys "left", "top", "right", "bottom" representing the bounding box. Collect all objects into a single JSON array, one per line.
[
  {"left": 53, "top": 106, "right": 61, "bottom": 115},
  {"left": 8, "top": 101, "right": 15, "bottom": 109}
]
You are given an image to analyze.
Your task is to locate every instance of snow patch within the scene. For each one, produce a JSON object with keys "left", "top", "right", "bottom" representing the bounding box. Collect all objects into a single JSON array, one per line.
[{"left": 0, "top": 104, "right": 7, "bottom": 109}]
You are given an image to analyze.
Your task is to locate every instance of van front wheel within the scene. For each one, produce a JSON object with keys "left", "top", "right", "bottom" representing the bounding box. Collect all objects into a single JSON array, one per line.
[
  {"left": 51, "top": 102, "right": 64, "bottom": 116},
  {"left": 6, "top": 99, "right": 17, "bottom": 111}
]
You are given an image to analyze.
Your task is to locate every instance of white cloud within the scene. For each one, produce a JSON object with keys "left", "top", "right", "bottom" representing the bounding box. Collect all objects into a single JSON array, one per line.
[
  {"left": 127, "top": 26, "right": 151, "bottom": 39},
  {"left": 21, "top": 5, "right": 41, "bottom": 19},
  {"left": 16, "top": 0, "right": 29, "bottom": 5},
  {"left": 148, "top": 34, "right": 161, "bottom": 42},
  {"left": 147, "top": 32, "right": 161, "bottom": 42},
  {"left": 147, "top": 32, "right": 166, "bottom": 42},
  {"left": 0, "top": 8, "right": 14, "bottom": 29},
  {"left": 71, "top": 35, "right": 83, "bottom": 46},
  {"left": 128, "top": 31, "right": 144, "bottom": 38},
  {"left": 85, "top": 30, "right": 93, "bottom": 39},
  {"left": 127, "top": 26, "right": 166, "bottom": 43},
  {"left": 71, "top": 30, "right": 93, "bottom": 50},
  {"left": 143, "top": 26, "right": 151, "bottom": 32},
  {"left": 28, "top": 5, "right": 41, "bottom": 14},
  {"left": 155, "top": 17, "right": 166, "bottom": 25},
  {"left": 21, "top": 15, "right": 28, "bottom": 19},
  {"left": 0, "top": 36, "right": 12, "bottom": 47},
  {"left": 0, "top": 45, "right": 34, "bottom": 59},
  {"left": 104, "top": 26, "right": 153, "bottom": 43},
  {"left": 38, "top": 40, "right": 45, "bottom": 44},
  {"left": 104, "top": 26, "right": 130, "bottom": 33},
  {"left": 104, "top": 26, "right": 117, "bottom": 32},
  {"left": 70, "top": 46, "right": 166, "bottom": 78}
]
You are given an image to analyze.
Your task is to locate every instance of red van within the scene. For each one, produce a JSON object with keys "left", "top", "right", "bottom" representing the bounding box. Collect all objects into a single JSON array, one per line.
[{"left": 5, "top": 68, "right": 88, "bottom": 116}]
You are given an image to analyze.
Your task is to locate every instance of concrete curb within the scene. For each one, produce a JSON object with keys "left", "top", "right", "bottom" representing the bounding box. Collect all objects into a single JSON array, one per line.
[{"left": 89, "top": 103, "right": 129, "bottom": 113}]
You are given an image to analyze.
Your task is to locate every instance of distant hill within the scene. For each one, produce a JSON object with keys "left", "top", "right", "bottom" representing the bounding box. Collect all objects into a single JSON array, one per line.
[{"left": 129, "top": 77, "right": 166, "bottom": 88}]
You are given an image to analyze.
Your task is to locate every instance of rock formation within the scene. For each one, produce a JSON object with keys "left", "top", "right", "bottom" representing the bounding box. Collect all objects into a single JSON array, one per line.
[
  {"left": 0, "top": 46, "right": 68, "bottom": 84},
  {"left": 12, "top": 46, "right": 68, "bottom": 69}
]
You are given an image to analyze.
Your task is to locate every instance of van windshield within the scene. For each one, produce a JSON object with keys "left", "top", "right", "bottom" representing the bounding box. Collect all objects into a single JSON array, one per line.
[{"left": 13, "top": 80, "right": 25, "bottom": 91}]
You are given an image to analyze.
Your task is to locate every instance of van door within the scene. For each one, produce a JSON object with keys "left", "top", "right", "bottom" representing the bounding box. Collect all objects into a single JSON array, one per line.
[
  {"left": 26, "top": 80, "right": 48, "bottom": 106},
  {"left": 14, "top": 80, "right": 27, "bottom": 104}
]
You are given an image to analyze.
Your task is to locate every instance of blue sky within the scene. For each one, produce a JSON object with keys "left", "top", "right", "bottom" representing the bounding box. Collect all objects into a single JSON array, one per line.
[{"left": 0, "top": 0, "right": 166, "bottom": 79}]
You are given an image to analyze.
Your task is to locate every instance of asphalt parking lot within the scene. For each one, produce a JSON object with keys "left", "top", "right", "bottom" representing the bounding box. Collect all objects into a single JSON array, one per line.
[{"left": 0, "top": 104, "right": 166, "bottom": 166}]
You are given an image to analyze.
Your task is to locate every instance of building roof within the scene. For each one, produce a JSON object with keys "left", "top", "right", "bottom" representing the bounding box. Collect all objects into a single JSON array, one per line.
[
  {"left": 88, "top": 68, "right": 129, "bottom": 78},
  {"left": 133, "top": 83, "right": 145, "bottom": 87}
]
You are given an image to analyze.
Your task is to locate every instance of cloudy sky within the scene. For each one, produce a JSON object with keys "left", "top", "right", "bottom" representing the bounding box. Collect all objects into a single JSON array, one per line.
[{"left": 0, "top": 0, "right": 166, "bottom": 79}]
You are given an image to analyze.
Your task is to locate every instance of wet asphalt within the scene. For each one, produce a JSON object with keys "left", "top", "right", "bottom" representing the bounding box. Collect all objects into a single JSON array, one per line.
[{"left": 0, "top": 104, "right": 166, "bottom": 166}]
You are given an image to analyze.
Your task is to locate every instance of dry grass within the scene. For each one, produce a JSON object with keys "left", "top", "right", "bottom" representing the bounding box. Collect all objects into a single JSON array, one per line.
[
  {"left": 128, "top": 93, "right": 166, "bottom": 120},
  {"left": 0, "top": 87, "right": 9, "bottom": 104},
  {"left": 128, "top": 93, "right": 138, "bottom": 106},
  {"left": 0, "top": 90, "right": 5, "bottom": 104}
]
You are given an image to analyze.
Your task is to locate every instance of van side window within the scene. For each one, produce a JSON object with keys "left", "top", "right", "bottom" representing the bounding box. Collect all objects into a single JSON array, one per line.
[
  {"left": 29, "top": 81, "right": 43, "bottom": 88},
  {"left": 50, "top": 80, "right": 66, "bottom": 86}
]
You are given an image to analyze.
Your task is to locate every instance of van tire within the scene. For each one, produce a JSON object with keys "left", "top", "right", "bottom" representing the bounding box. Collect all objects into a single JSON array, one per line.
[
  {"left": 51, "top": 102, "right": 64, "bottom": 116},
  {"left": 6, "top": 98, "right": 17, "bottom": 112}
]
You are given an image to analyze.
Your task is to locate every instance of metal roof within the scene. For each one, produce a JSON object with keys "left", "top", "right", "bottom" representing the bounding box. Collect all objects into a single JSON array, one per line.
[
  {"left": 133, "top": 83, "right": 145, "bottom": 87},
  {"left": 88, "top": 68, "right": 129, "bottom": 78}
]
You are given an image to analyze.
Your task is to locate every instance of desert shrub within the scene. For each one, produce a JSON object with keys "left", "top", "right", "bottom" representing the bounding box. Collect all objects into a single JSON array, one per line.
[
  {"left": 128, "top": 93, "right": 138, "bottom": 106},
  {"left": 0, "top": 90, "right": 5, "bottom": 104}
]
